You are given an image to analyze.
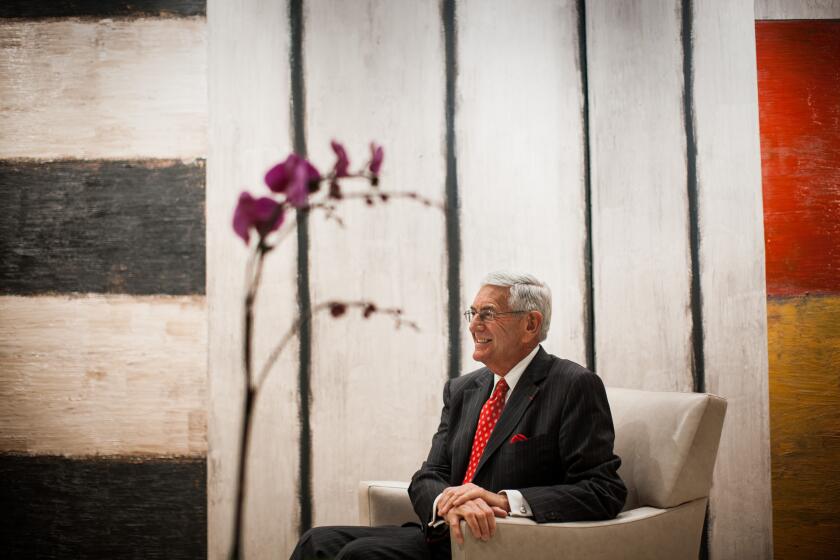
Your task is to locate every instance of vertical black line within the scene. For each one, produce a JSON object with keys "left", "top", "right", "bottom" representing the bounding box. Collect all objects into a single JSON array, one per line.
[
  {"left": 443, "top": 0, "right": 461, "bottom": 380},
  {"left": 699, "top": 501, "right": 710, "bottom": 560},
  {"left": 577, "top": 0, "right": 596, "bottom": 373},
  {"left": 681, "top": 1, "right": 708, "bottom": 558},
  {"left": 681, "top": 0, "right": 705, "bottom": 396},
  {"left": 289, "top": 0, "right": 312, "bottom": 535}
]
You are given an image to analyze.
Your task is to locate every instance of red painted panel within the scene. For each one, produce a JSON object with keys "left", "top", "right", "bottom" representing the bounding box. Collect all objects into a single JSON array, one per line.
[{"left": 756, "top": 21, "right": 840, "bottom": 296}]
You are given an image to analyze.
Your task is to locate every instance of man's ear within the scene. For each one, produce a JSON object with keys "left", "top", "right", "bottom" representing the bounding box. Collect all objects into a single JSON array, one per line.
[{"left": 525, "top": 311, "right": 543, "bottom": 339}]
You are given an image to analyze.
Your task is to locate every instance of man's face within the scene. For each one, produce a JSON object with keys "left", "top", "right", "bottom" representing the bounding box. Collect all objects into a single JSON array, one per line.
[{"left": 468, "top": 285, "right": 531, "bottom": 375}]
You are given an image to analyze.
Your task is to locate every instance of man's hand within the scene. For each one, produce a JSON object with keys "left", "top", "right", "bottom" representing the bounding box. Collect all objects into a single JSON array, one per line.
[
  {"left": 444, "top": 497, "right": 508, "bottom": 545},
  {"left": 437, "top": 483, "right": 510, "bottom": 517}
]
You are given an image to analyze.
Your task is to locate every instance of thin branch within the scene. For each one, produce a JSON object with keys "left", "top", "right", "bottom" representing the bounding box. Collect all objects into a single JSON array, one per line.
[
  {"left": 243, "top": 243, "right": 268, "bottom": 388},
  {"left": 267, "top": 214, "right": 298, "bottom": 248},
  {"left": 308, "top": 189, "right": 445, "bottom": 211},
  {"left": 253, "top": 300, "right": 418, "bottom": 393},
  {"left": 252, "top": 302, "right": 328, "bottom": 393}
]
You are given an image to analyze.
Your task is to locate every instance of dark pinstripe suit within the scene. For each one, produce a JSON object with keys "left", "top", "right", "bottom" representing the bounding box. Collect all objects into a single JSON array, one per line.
[
  {"left": 409, "top": 346, "right": 626, "bottom": 528},
  {"left": 291, "top": 346, "right": 625, "bottom": 559}
]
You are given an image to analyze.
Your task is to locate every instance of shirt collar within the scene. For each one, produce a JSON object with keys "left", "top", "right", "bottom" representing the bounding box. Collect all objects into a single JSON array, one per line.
[{"left": 492, "top": 344, "right": 540, "bottom": 402}]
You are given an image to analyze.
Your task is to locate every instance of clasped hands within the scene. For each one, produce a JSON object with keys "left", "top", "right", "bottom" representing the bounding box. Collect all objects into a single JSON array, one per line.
[{"left": 436, "top": 483, "right": 510, "bottom": 545}]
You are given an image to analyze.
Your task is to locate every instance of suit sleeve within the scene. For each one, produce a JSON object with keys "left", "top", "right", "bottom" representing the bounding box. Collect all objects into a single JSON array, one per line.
[
  {"left": 519, "top": 370, "right": 627, "bottom": 522},
  {"left": 408, "top": 378, "right": 454, "bottom": 525}
]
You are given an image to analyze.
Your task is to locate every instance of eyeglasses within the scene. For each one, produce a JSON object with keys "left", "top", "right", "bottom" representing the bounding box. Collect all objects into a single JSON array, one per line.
[{"left": 463, "top": 309, "right": 528, "bottom": 323}]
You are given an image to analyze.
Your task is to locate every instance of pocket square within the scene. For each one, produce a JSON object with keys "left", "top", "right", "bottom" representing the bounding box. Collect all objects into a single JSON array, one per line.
[{"left": 510, "top": 433, "right": 528, "bottom": 443}]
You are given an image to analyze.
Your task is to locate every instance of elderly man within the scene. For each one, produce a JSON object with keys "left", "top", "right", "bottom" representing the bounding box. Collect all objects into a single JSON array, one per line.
[{"left": 291, "top": 272, "right": 626, "bottom": 560}]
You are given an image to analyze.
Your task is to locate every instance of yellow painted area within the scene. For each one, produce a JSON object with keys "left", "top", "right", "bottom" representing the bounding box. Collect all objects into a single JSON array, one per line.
[{"left": 767, "top": 295, "right": 840, "bottom": 559}]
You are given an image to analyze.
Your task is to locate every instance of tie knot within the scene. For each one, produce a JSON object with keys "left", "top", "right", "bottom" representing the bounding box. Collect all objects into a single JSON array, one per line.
[{"left": 493, "top": 378, "right": 509, "bottom": 399}]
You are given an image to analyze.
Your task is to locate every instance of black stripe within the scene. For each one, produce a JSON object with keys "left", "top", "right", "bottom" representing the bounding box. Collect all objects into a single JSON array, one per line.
[
  {"left": 0, "top": 454, "right": 206, "bottom": 560},
  {"left": 577, "top": 0, "right": 596, "bottom": 373},
  {"left": 0, "top": 159, "right": 205, "bottom": 296},
  {"left": 289, "top": 0, "right": 313, "bottom": 536},
  {"left": 681, "top": 1, "right": 708, "bottom": 557},
  {"left": 700, "top": 501, "right": 710, "bottom": 560},
  {"left": 443, "top": 0, "right": 462, "bottom": 381},
  {"left": 681, "top": 0, "right": 704, "bottom": 394},
  {"left": 0, "top": 0, "right": 205, "bottom": 19}
]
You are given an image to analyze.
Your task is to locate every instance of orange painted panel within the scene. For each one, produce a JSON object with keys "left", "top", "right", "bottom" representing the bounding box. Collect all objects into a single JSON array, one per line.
[
  {"left": 758, "top": 20, "right": 840, "bottom": 559},
  {"left": 756, "top": 21, "right": 840, "bottom": 297},
  {"left": 766, "top": 295, "right": 840, "bottom": 559}
]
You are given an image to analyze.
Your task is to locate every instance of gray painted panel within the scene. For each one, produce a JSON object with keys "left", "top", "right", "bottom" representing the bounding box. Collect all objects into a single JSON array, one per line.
[
  {"left": 694, "top": 0, "right": 773, "bottom": 557},
  {"left": 587, "top": 0, "right": 694, "bottom": 392},
  {"left": 0, "top": 0, "right": 206, "bottom": 18},
  {"left": 458, "top": 0, "right": 589, "bottom": 370},
  {"left": 0, "top": 159, "right": 205, "bottom": 296},
  {"left": 203, "top": 1, "right": 777, "bottom": 557},
  {"left": 207, "top": 0, "right": 299, "bottom": 558},
  {"left": 755, "top": 0, "right": 840, "bottom": 19},
  {"left": 0, "top": 454, "right": 206, "bottom": 560},
  {"left": 303, "top": 0, "right": 448, "bottom": 528}
]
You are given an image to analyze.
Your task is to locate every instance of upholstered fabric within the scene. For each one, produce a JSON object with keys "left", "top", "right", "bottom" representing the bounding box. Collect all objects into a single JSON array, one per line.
[
  {"left": 450, "top": 499, "right": 707, "bottom": 560},
  {"left": 358, "top": 481, "right": 421, "bottom": 527},
  {"left": 359, "top": 388, "right": 727, "bottom": 560},
  {"left": 607, "top": 388, "right": 727, "bottom": 509}
]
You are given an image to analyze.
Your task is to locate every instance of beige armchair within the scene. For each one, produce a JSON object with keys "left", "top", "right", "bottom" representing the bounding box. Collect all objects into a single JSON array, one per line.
[{"left": 359, "top": 387, "right": 727, "bottom": 559}]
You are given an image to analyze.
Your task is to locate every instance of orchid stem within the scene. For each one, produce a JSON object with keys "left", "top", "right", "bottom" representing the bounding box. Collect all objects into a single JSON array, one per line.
[{"left": 231, "top": 242, "right": 266, "bottom": 560}]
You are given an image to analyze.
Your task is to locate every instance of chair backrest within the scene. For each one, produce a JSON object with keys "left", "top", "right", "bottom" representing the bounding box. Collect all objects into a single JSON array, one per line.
[{"left": 606, "top": 388, "right": 727, "bottom": 510}]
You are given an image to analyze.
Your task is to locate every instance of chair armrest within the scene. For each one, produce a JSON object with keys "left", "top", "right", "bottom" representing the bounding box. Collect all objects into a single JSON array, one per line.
[
  {"left": 452, "top": 499, "right": 707, "bottom": 560},
  {"left": 358, "top": 480, "right": 420, "bottom": 527},
  {"left": 359, "top": 480, "right": 707, "bottom": 559}
]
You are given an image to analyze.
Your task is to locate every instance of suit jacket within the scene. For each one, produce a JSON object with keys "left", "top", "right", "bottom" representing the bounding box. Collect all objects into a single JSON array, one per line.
[{"left": 409, "top": 346, "right": 626, "bottom": 527}]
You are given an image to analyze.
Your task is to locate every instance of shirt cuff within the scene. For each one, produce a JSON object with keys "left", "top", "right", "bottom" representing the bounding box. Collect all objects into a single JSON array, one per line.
[
  {"left": 429, "top": 493, "right": 447, "bottom": 528},
  {"left": 500, "top": 490, "right": 532, "bottom": 517}
]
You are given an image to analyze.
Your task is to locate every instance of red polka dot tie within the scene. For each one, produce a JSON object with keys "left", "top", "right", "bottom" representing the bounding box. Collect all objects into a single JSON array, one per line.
[{"left": 463, "top": 378, "right": 509, "bottom": 483}]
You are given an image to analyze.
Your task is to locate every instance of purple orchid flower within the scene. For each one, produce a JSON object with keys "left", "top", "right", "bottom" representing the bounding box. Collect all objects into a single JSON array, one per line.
[
  {"left": 232, "top": 192, "right": 285, "bottom": 245},
  {"left": 264, "top": 154, "right": 321, "bottom": 207},
  {"left": 331, "top": 140, "right": 350, "bottom": 178},
  {"left": 369, "top": 143, "right": 384, "bottom": 175}
]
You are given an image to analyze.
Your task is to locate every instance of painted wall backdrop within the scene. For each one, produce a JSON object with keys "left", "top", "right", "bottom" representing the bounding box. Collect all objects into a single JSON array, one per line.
[
  {"left": 755, "top": 2, "right": 840, "bottom": 558},
  {"left": 0, "top": 1, "right": 208, "bottom": 558},
  {"left": 14, "top": 1, "right": 832, "bottom": 559},
  {"left": 209, "top": 1, "right": 771, "bottom": 559}
]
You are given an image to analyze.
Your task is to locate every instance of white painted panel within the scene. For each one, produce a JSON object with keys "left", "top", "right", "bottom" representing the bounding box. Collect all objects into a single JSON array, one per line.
[
  {"left": 458, "top": 0, "right": 588, "bottom": 370},
  {"left": 755, "top": 0, "right": 840, "bottom": 19},
  {"left": 0, "top": 295, "right": 206, "bottom": 457},
  {"left": 0, "top": 19, "right": 207, "bottom": 160},
  {"left": 207, "top": 0, "right": 299, "bottom": 557},
  {"left": 303, "top": 0, "right": 448, "bottom": 527},
  {"left": 587, "top": 0, "right": 694, "bottom": 391},
  {"left": 693, "top": 1, "right": 773, "bottom": 557}
]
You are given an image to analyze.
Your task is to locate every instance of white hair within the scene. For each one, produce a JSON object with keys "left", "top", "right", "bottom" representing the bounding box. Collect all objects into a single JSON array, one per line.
[{"left": 481, "top": 271, "right": 552, "bottom": 341}]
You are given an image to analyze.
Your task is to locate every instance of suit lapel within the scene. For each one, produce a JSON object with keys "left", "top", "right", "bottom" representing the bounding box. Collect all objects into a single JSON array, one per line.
[
  {"left": 453, "top": 370, "right": 493, "bottom": 482},
  {"left": 474, "top": 347, "right": 551, "bottom": 478}
]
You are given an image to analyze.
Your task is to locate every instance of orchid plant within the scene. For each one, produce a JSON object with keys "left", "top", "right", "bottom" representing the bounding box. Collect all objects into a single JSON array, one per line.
[{"left": 229, "top": 141, "right": 439, "bottom": 559}]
